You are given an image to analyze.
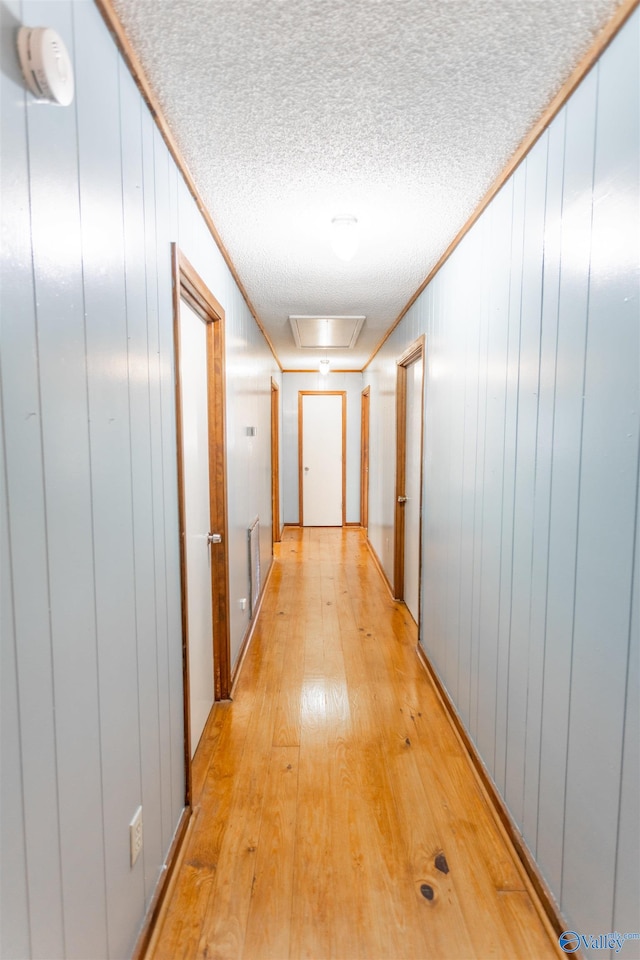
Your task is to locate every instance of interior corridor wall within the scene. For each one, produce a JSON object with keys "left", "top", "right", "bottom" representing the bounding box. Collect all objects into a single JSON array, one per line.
[
  {"left": 282, "top": 371, "right": 363, "bottom": 525},
  {"left": 364, "top": 11, "right": 639, "bottom": 940},
  {"left": 0, "top": 1, "right": 279, "bottom": 958}
]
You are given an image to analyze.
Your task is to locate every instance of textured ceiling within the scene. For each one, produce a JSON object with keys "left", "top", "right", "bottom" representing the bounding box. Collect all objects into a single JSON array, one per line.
[{"left": 111, "top": 0, "right": 622, "bottom": 370}]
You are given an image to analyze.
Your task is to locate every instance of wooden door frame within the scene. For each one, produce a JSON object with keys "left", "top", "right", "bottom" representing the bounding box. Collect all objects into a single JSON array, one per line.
[
  {"left": 271, "top": 379, "right": 281, "bottom": 545},
  {"left": 394, "top": 336, "right": 426, "bottom": 608},
  {"left": 298, "top": 390, "right": 347, "bottom": 527},
  {"left": 360, "top": 386, "right": 370, "bottom": 532},
  {"left": 172, "top": 245, "right": 231, "bottom": 805}
]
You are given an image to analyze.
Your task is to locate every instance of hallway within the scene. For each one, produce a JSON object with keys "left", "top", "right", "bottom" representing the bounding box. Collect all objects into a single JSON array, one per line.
[{"left": 148, "top": 528, "right": 559, "bottom": 960}]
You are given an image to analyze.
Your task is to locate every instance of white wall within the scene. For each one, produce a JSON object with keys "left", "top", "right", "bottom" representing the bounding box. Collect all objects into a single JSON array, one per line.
[
  {"left": 0, "top": 1, "right": 278, "bottom": 957},
  {"left": 282, "top": 371, "right": 363, "bottom": 524},
  {"left": 365, "top": 10, "right": 639, "bottom": 940}
]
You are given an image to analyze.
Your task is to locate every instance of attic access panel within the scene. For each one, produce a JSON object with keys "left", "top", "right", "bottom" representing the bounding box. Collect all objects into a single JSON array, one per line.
[{"left": 289, "top": 315, "right": 365, "bottom": 350}]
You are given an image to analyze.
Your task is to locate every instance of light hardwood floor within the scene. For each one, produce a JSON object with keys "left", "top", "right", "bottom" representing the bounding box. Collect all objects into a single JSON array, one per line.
[{"left": 148, "top": 527, "right": 561, "bottom": 960}]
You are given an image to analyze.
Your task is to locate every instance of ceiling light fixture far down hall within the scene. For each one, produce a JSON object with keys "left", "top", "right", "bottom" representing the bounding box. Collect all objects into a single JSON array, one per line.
[
  {"left": 319, "top": 358, "right": 331, "bottom": 376},
  {"left": 330, "top": 216, "right": 359, "bottom": 262}
]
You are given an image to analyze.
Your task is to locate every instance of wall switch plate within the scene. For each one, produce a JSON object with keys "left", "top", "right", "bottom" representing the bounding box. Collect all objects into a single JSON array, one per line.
[
  {"left": 129, "top": 805, "right": 143, "bottom": 867},
  {"left": 239, "top": 598, "right": 247, "bottom": 611}
]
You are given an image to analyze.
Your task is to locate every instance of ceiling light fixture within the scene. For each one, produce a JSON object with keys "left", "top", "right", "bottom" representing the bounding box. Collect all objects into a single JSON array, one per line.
[
  {"left": 330, "top": 216, "right": 359, "bottom": 262},
  {"left": 289, "top": 315, "right": 366, "bottom": 349},
  {"left": 319, "top": 359, "right": 331, "bottom": 376}
]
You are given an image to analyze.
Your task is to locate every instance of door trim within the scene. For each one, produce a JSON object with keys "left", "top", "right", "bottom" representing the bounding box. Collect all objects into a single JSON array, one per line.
[
  {"left": 394, "top": 336, "right": 425, "bottom": 608},
  {"left": 271, "top": 379, "right": 281, "bottom": 544},
  {"left": 360, "top": 386, "right": 370, "bottom": 531},
  {"left": 298, "top": 391, "right": 347, "bottom": 527},
  {"left": 172, "top": 245, "right": 231, "bottom": 802}
]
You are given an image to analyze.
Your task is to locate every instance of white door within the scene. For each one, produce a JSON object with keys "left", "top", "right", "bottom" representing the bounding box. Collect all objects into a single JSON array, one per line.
[
  {"left": 301, "top": 393, "right": 343, "bottom": 526},
  {"left": 404, "top": 357, "right": 423, "bottom": 622},
  {"left": 179, "top": 299, "right": 214, "bottom": 757}
]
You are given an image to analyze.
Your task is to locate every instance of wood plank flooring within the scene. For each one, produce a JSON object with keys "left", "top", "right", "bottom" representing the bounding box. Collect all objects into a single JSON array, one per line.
[{"left": 148, "top": 527, "right": 561, "bottom": 960}]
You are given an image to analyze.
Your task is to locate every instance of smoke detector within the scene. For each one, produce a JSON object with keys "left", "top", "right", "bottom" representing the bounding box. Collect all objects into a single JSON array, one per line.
[{"left": 17, "top": 27, "right": 75, "bottom": 106}]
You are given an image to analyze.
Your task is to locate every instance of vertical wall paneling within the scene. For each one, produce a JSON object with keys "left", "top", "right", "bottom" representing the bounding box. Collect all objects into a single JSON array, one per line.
[
  {"left": 447, "top": 261, "right": 465, "bottom": 694},
  {"left": 490, "top": 176, "right": 518, "bottom": 786},
  {"left": 504, "top": 133, "right": 548, "bottom": 829},
  {"left": 3, "top": 1, "right": 279, "bottom": 954},
  {"left": 561, "top": 17, "right": 639, "bottom": 932},
  {"left": 0, "top": 9, "right": 30, "bottom": 957},
  {"left": 493, "top": 160, "right": 526, "bottom": 796},
  {"left": 0, "top": 437, "right": 31, "bottom": 960},
  {"left": 521, "top": 114, "right": 564, "bottom": 850},
  {"left": 613, "top": 474, "right": 640, "bottom": 935},
  {"left": 439, "top": 275, "right": 451, "bottom": 671},
  {"left": 365, "top": 9, "right": 639, "bottom": 937},
  {"left": 152, "top": 127, "right": 177, "bottom": 854},
  {"left": 141, "top": 104, "right": 173, "bottom": 868},
  {"left": 422, "top": 283, "right": 442, "bottom": 678},
  {"left": 535, "top": 69, "right": 598, "bottom": 897},
  {"left": 456, "top": 228, "right": 483, "bottom": 729},
  {"left": 73, "top": 4, "right": 143, "bottom": 956},
  {"left": 475, "top": 180, "right": 513, "bottom": 773},
  {"left": 383, "top": 358, "right": 396, "bottom": 574},
  {"left": 1, "top": 0, "right": 61, "bottom": 955},
  {"left": 26, "top": 0, "right": 110, "bottom": 955},
  {"left": 226, "top": 293, "right": 252, "bottom": 665},
  {"left": 469, "top": 212, "right": 491, "bottom": 740},
  {"left": 432, "top": 275, "right": 449, "bottom": 675},
  {"left": 0, "top": 324, "right": 31, "bottom": 960},
  {"left": 118, "top": 59, "right": 165, "bottom": 909},
  {"left": 427, "top": 276, "right": 449, "bottom": 682},
  {"left": 0, "top": 434, "right": 30, "bottom": 960},
  {"left": 0, "top": 22, "right": 31, "bottom": 953},
  {"left": 446, "top": 265, "right": 461, "bottom": 684},
  {"left": 424, "top": 274, "right": 445, "bottom": 679}
]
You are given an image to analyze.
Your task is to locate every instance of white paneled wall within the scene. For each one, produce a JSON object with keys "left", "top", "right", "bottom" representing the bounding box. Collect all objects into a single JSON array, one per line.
[
  {"left": 365, "top": 355, "right": 398, "bottom": 574},
  {"left": 0, "top": 1, "right": 279, "bottom": 957},
  {"left": 365, "top": 10, "right": 639, "bottom": 940},
  {"left": 282, "top": 372, "right": 363, "bottom": 524}
]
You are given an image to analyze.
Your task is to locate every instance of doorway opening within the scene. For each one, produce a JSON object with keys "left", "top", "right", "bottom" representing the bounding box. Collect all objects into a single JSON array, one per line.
[
  {"left": 298, "top": 391, "right": 346, "bottom": 526},
  {"left": 172, "top": 245, "right": 231, "bottom": 803},
  {"left": 394, "top": 337, "right": 425, "bottom": 625}
]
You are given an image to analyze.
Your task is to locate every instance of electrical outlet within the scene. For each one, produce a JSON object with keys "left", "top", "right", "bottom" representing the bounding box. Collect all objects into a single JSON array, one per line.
[{"left": 129, "top": 805, "right": 143, "bottom": 867}]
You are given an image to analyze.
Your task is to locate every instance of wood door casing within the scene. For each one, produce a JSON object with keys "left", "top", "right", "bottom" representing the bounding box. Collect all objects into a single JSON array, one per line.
[
  {"left": 394, "top": 337, "right": 425, "bottom": 611},
  {"left": 402, "top": 357, "right": 423, "bottom": 622},
  {"left": 172, "top": 245, "right": 232, "bottom": 804}
]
